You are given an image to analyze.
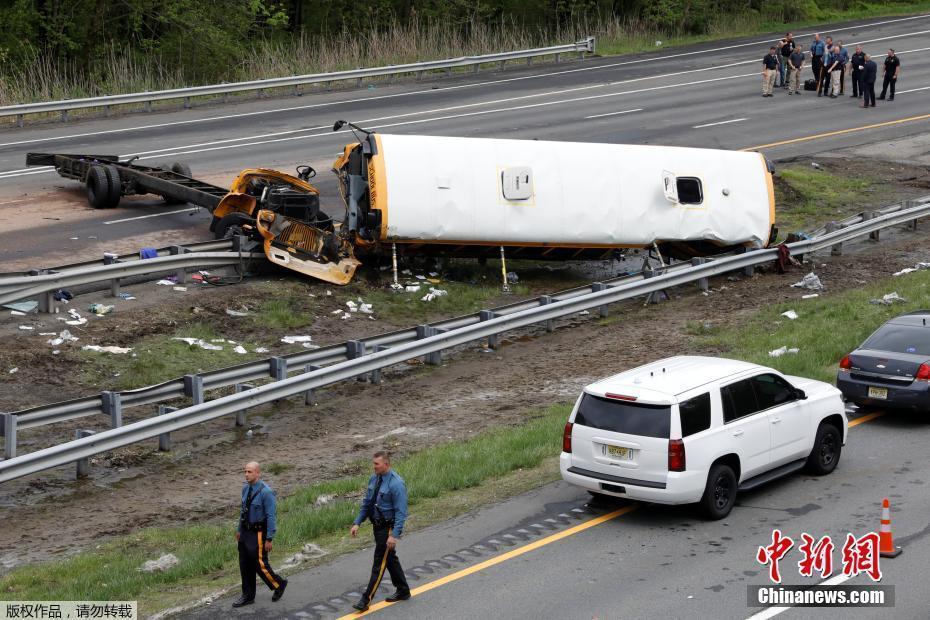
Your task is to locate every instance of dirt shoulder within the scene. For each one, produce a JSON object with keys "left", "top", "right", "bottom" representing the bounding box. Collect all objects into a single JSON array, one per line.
[{"left": 0, "top": 154, "right": 928, "bottom": 574}]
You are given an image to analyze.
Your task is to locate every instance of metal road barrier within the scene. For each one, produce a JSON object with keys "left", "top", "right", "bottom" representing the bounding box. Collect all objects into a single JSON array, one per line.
[
  {"left": 0, "top": 38, "right": 596, "bottom": 125},
  {"left": 0, "top": 199, "right": 928, "bottom": 483}
]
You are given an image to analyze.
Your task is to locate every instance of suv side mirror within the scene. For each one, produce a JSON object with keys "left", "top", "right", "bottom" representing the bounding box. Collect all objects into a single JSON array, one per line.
[{"left": 794, "top": 388, "right": 807, "bottom": 400}]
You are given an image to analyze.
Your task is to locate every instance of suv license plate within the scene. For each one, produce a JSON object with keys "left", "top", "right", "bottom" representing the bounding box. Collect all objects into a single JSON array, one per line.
[
  {"left": 868, "top": 386, "right": 888, "bottom": 399},
  {"left": 606, "top": 445, "right": 632, "bottom": 459}
]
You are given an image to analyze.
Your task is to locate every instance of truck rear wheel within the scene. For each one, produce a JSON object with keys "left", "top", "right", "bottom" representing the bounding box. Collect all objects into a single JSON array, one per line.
[
  {"left": 86, "top": 165, "right": 117, "bottom": 209},
  {"left": 102, "top": 165, "right": 122, "bottom": 208},
  {"left": 214, "top": 212, "right": 254, "bottom": 239}
]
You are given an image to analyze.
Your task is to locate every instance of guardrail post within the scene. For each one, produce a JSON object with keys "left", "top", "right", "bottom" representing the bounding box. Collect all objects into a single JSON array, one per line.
[
  {"left": 2, "top": 414, "right": 17, "bottom": 460},
  {"left": 556, "top": 53, "right": 561, "bottom": 63},
  {"left": 145, "top": 101, "right": 152, "bottom": 113},
  {"left": 269, "top": 357, "right": 287, "bottom": 382},
  {"left": 691, "top": 257, "right": 709, "bottom": 291},
  {"left": 416, "top": 325, "right": 442, "bottom": 365},
  {"left": 370, "top": 346, "right": 388, "bottom": 384},
  {"left": 235, "top": 383, "right": 255, "bottom": 425},
  {"left": 591, "top": 283, "right": 609, "bottom": 317},
  {"left": 183, "top": 97, "right": 191, "bottom": 110},
  {"left": 527, "top": 57, "right": 533, "bottom": 66},
  {"left": 104, "top": 253, "right": 120, "bottom": 297},
  {"left": 104, "top": 105, "right": 111, "bottom": 118},
  {"left": 183, "top": 375, "right": 204, "bottom": 405},
  {"left": 223, "top": 92, "right": 229, "bottom": 104},
  {"left": 825, "top": 221, "right": 843, "bottom": 255},
  {"left": 101, "top": 391, "right": 122, "bottom": 428},
  {"left": 302, "top": 367, "right": 319, "bottom": 405},
  {"left": 737, "top": 247, "right": 754, "bottom": 277},
  {"left": 479, "top": 310, "right": 499, "bottom": 349},
  {"left": 75, "top": 430, "right": 95, "bottom": 478},
  {"left": 60, "top": 109, "right": 69, "bottom": 123},
  {"left": 445, "top": 67, "right": 452, "bottom": 77},
  {"left": 499, "top": 60, "right": 505, "bottom": 71},
  {"left": 473, "top": 64, "right": 480, "bottom": 74},
  {"left": 865, "top": 211, "right": 880, "bottom": 241},
  {"left": 539, "top": 296, "right": 555, "bottom": 332},
  {"left": 157, "top": 406, "right": 177, "bottom": 451},
  {"left": 37, "top": 289, "right": 57, "bottom": 314},
  {"left": 346, "top": 341, "right": 367, "bottom": 380},
  {"left": 17, "top": 114, "right": 24, "bottom": 128},
  {"left": 905, "top": 200, "right": 919, "bottom": 229},
  {"left": 169, "top": 245, "right": 189, "bottom": 283}
]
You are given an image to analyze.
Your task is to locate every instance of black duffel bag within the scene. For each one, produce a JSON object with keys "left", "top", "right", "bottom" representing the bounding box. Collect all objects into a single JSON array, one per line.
[{"left": 804, "top": 78, "right": 817, "bottom": 91}]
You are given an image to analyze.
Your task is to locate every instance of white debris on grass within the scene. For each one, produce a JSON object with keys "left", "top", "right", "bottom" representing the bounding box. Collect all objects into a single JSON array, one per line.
[
  {"left": 225, "top": 308, "right": 250, "bottom": 317},
  {"left": 421, "top": 288, "right": 448, "bottom": 302},
  {"left": 47, "top": 330, "right": 78, "bottom": 346},
  {"left": 302, "top": 342, "right": 319, "bottom": 349},
  {"left": 138, "top": 554, "right": 179, "bottom": 573},
  {"left": 405, "top": 285, "right": 421, "bottom": 293},
  {"left": 281, "top": 335, "right": 313, "bottom": 344},
  {"left": 359, "top": 303, "right": 373, "bottom": 314},
  {"left": 790, "top": 272, "right": 823, "bottom": 291},
  {"left": 892, "top": 262, "right": 930, "bottom": 277},
  {"left": 173, "top": 338, "right": 223, "bottom": 351},
  {"left": 234, "top": 345, "right": 248, "bottom": 354},
  {"left": 10, "top": 310, "right": 25, "bottom": 316},
  {"left": 8, "top": 367, "right": 18, "bottom": 374},
  {"left": 64, "top": 309, "right": 87, "bottom": 326},
  {"left": 17, "top": 325, "right": 34, "bottom": 331},
  {"left": 801, "top": 294, "right": 819, "bottom": 299},
  {"left": 870, "top": 292, "right": 907, "bottom": 306},
  {"left": 340, "top": 312, "right": 352, "bottom": 320},
  {"left": 768, "top": 346, "right": 800, "bottom": 358},
  {"left": 172, "top": 286, "right": 187, "bottom": 292},
  {"left": 324, "top": 289, "right": 332, "bottom": 296},
  {"left": 156, "top": 279, "right": 175, "bottom": 286},
  {"left": 280, "top": 543, "right": 328, "bottom": 570},
  {"left": 254, "top": 347, "right": 269, "bottom": 353},
  {"left": 346, "top": 300, "right": 358, "bottom": 312},
  {"left": 82, "top": 345, "right": 133, "bottom": 354},
  {"left": 781, "top": 310, "right": 799, "bottom": 320},
  {"left": 210, "top": 339, "right": 225, "bottom": 343}
]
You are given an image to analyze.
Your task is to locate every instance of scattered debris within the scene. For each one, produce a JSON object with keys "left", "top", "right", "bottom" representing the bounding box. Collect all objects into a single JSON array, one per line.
[
  {"left": 17, "top": 325, "right": 34, "bottom": 331},
  {"left": 82, "top": 345, "right": 133, "bottom": 354},
  {"left": 421, "top": 288, "right": 448, "bottom": 302},
  {"left": 869, "top": 292, "right": 907, "bottom": 306},
  {"left": 280, "top": 543, "right": 327, "bottom": 570},
  {"left": 811, "top": 161, "right": 821, "bottom": 170},
  {"left": 506, "top": 272, "right": 519, "bottom": 283},
  {"left": 428, "top": 272, "right": 439, "bottom": 277},
  {"left": 88, "top": 303, "right": 114, "bottom": 316},
  {"left": 225, "top": 307, "right": 250, "bottom": 317},
  {"left": 140, "top": 248, "right": 158, "bottom": 259},
  {"left": 53, "top": 289, "right": 73, "bottom": 302},
  {"left": 781, "top": 310, "right": 799, "bottom": 320},
  {"left": 405, "top": 285, "right": 421, "bottom": 293},
  {"left": 359, "top": 303, "right": 373, "bottom": 314},
  {"left": 790, "top": 272, "right": 823, "bottom": 291},
  {"left": 415, "top": 275, "right": 426, "bottom": 280},
  {"left": 156, "top": 279, "right": 175, "bottom": 286},
  {"left": 138, "top": 554, "right": 179, "bottom": 573},
  {"left": 47, "top": 330, "right": 78, "bottom": 346},
  {"left": 325, "top": 290, "right": 332, "bottom": 296},
  {"left": 118, "top": 292, "right": 136, "bottom": 301},
  {"left": 801, "top": 294, "right": 819, "bottom": 299},
  {"left": 892, "top": 262, "right": 930, "bottom": 277},
  {"left": 8, "top": 367, "right": 18, "bottom": 374},
  {"left": 172, "top": 286, "right": 187, "bottom": 292},
  {"left": 234, "top": 345, "right": 248, "bottom": 354},
  {"left": 254, "top": 347, "right": 269, "bottom": 353},
  {"left": 3, "top": 301, "right": 38, "bottom": 313},
  {"left": 173, "top": 337, "right": 223, "bottom": 351},
  {"left": 769, "top": 346, "right": 800, "bottom": 358},
  {"left": 281, "top": 335, "right": 313, "bottom": 344}
]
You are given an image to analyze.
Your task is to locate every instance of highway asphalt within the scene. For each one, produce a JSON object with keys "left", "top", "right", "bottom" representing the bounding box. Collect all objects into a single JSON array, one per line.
[
  {"left": 0, "top": 13, "right": 929, "bottom": 267},
  {"left": 187, "top": 408, "right": 930, "bottom": 620}
]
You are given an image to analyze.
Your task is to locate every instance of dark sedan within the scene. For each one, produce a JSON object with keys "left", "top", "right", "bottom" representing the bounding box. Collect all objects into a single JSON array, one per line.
[{"left": 837, "top": 310, "right": 930, "bottom": 412}]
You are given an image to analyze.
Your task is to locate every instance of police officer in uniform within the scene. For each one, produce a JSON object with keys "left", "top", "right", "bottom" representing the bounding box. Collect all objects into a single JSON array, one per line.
[
  {"left": 351, "top": 451, "right": 411, "bottom": 612},
  {"left": 862, "top": 54, "right": 878, "bottom": 108},
  {"left": 234, "top": 461, "right": 287, "bottom": 607},
  {"left": 779, "top": 33, "right": 795, "bottom": 88},
  {"left": 879, "top": 49, "right": 901, "bottom": 100},
  {"left": 850, "top": 45, "right": 865, "bottom": 98},
  {"left": 836, "top": 41, "right": 849, "bottom": 95},
  {"left": 810, "top": 34, "right": 825, "bottom": 84}
]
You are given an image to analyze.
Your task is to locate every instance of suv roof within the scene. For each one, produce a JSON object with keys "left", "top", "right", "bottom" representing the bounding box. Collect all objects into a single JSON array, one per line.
[
  {"left": 888, "top": 310, "right": 930, "bottom": 327},
  {"left": 586, "top": 356, "right": 760, "bottom": 402}
]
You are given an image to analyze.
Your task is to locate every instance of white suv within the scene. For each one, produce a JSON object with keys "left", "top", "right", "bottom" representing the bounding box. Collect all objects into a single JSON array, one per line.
[{"left": 560, "top": 356, "right": 847, "bottom": 519}]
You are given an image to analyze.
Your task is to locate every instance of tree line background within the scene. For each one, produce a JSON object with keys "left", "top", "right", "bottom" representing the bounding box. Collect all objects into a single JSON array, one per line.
[{"left": 0, "top": 0, "right": 922, "bottom": 103}]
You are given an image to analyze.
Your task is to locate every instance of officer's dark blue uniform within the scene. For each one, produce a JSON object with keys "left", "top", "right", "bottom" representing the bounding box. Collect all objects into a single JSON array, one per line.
[
  {"left": 863, "top": 57, "right": 878, "bottom": 107},
  {"left": 235, "top": 478, "right": 286, "bottom": 606},
  {"left": 810, "top": 37, "right": 825, "bottom": 83},
  {"left": 353, "top": 468, "right": 410, "bottom": 610},
  {"left": 879, "top": 52, "right": 900, "bottom": 100},
  {"left": 850, "top": 51, "right": 865, "bottom": 98}
]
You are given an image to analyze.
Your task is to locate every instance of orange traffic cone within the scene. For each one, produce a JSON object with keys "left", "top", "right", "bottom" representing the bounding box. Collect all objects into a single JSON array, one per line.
[{"left": 879, "top": 498, "right": 902, "bottom": 558}]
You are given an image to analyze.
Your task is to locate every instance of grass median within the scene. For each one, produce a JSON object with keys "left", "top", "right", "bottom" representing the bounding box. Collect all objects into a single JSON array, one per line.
[{"left": 0, "top": 405, "right": 570, "bottom": 614}]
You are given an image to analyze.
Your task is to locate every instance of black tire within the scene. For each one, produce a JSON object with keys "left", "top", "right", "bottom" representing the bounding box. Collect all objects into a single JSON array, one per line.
[
  {"left": 86, "top": 165, "right": 114, "bottom": 209},
  {"left": 162, "top": 161, "right": 192, "bottom": 204},
  {"left": 102, "top": 165, "right": 122, "bottom": 208},
  {"left": 214, "top": 212, "right": 254, "bottom": 239},
  {"left": 805, "top": 423, "right": 841, "bottom": 475},
  {"left": 699, "top": 464, "right": 737, "bottom": 520}
]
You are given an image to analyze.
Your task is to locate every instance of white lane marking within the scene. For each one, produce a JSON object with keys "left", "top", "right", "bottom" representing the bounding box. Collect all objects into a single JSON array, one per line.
[
  {"left": 0, "top": 198, "right": 27, "bottom": 206},
  {"left": 895, "top": 85, "right": 930, "bottom": 94},
  {"left": 584, "top": 108, "right": 643, "bottom": 119},
  {"left": 103, "top": 207, "right": 201, "bottom": 224},
  {"left": 693, "top": 118, "right": 748, "bottom": 128},
  {"left": 2, "top": 14, "right": 928, "bottom": 150},
  {"left": 744, "top": 573, "right": 853, "bottom": 619}
]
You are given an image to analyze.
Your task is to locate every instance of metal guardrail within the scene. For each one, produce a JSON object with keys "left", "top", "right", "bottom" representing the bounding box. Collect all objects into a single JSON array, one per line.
[
  {"left": 0, "top": 38, "right": 596, "bottom": 125},
  {"left": 0, "top": 243, "right": 264, "bottom": 309},
  {"left": 0, "top": 200, "right": 927, "bottom": 483}
]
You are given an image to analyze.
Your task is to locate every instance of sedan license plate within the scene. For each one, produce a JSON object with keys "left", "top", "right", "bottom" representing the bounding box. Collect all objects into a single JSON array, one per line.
[
  {"left": 868, "top": 386, "right": 888, "bottom": 400},
  {"left": 606, "top": 445, "right": 633, "bottom": 460}
]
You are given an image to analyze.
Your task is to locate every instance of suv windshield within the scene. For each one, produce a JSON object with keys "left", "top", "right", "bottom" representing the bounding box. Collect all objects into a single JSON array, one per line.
[
  {"left": 574, "top": 394, "right": 671, "bottom": 438},
  {"left": 864, "top": 324, "right": 930, "bottom": 355}
]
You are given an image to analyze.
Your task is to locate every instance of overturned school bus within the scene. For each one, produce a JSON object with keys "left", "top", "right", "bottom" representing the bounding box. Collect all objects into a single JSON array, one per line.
[{"left": 29, "top": 125, "right": 776, "bottom": 285}]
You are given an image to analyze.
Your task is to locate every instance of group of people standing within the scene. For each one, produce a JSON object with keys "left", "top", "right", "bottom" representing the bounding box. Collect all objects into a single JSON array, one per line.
[{"left": 762, "top": 32, "right": 901, "bottom": 108}]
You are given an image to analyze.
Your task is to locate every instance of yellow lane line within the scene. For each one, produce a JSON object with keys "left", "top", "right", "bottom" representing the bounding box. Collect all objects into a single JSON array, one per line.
[
  {"left": 338, "top": 505, "right": 638, "bottom": 618},
  {"left": 340, "top": 412, "right": 887, "bottom": 618},
  {"left": 848, "top": 410, "right": 886, "bottom": 427},
  {"left": 740, "top": 112, "right": 930, "bottom": 151}
]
